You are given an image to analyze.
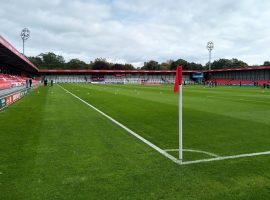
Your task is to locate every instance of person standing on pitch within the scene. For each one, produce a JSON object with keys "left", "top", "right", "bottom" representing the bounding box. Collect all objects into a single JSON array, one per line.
[
  {"left": 29, "top": 78, "right": 32, "bottom": 88},
  {"left": 51, "top": 80, "right": 53, "bottom": 86},
  {"left": 25, "top": 79, "right": 29, "bottom": 88}
]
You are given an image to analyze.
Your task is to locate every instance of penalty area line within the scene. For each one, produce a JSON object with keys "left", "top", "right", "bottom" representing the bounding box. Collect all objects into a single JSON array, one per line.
[
  {"left": 57, "top": 84, "right": 180, "bottom": 165},
  {"left": 182, "top": 150, "right": 270, "bottom": 165}
]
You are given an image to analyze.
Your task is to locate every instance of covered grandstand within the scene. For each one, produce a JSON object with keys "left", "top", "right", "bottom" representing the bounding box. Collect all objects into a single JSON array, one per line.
[
  {"left": 0, "top": 35, "right": 39, "bottom": 110},
  {"left": 39, "top": 69, "right": 195, "bottom": 84},
  {"left": 39, "top": 66, "right": 270, "bottom": 86},
  {"left": 207, "top": 66, "right": 270, "bottom": 86}
]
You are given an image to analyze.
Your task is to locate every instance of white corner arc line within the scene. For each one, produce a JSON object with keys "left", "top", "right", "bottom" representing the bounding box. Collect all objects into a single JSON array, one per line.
[
  {"left": 182, "top": 151, "right": 270, "bottom": 165},
  {"left": 58, "top": 84, "right": 180, "bottom": 164},
  {"left": 164, "top": 149, "right": 219, "bottom": 158}
]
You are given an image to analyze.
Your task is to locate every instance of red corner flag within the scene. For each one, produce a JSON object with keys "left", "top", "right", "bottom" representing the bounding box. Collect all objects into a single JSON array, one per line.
[{"left": 173, "top": 66, "right": 182, "bottom": 93}]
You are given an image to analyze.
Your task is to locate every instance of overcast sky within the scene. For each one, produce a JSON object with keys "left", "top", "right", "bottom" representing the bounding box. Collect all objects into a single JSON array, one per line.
[{"left": 1, "top": 0, "right": 270, "bottom": 67}]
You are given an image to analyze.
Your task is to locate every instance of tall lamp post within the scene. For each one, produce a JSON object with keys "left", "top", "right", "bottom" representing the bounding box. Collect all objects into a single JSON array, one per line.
[
  {"left": 21, "top": 28, "right": 30, "bottom": 55},
  {"left": 206, "top": 41, "right": 214, "bottom": 79},
  {"left": 207, "top": 41, "right": 214, "bottom": 71}
]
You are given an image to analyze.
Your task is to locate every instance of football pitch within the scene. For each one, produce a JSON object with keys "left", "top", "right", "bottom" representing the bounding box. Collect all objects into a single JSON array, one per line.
[{"left": 1, "top": 84, "right": 270, "bottom": 199}]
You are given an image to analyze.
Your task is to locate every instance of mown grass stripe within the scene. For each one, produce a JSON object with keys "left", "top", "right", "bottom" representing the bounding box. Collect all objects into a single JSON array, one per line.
[{"left": 58, "top": 84, "right": 181, "bottom": 164}]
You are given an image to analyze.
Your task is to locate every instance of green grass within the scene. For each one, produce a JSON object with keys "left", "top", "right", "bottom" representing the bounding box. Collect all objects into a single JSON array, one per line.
[{"left": 1, "top": 84, "right": 270, "bottom": 199}]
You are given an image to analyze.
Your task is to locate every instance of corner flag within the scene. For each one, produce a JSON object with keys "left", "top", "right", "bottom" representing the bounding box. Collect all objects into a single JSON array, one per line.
[
  {"left": 174, "top": 66, "right": 182, "bottom": 93},
  {"left": 173, "top": 66, "right": 183, "bottom": 164}
]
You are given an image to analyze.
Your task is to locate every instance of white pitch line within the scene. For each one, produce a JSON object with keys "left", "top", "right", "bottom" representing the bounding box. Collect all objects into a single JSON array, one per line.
[
  {"left": 57, "top": 84, "right": 180, "bottom": 164},
  {"left": 165, "top": 149, "right": 219, "bottom": 158},
  {"left": 182, "top": 151, "right": 270, "bottom": 165}
]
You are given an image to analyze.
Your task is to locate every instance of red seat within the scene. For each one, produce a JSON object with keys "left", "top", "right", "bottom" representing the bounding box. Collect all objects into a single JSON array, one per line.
[
  {"left": 229, "top": 80, "right": 253, "bottom": 85},
  {"left": 0, "top": 81, "right": 12, "bottom": 90},
  {"left": 256, "top": 80, "right": 270, "bottom": 85}
]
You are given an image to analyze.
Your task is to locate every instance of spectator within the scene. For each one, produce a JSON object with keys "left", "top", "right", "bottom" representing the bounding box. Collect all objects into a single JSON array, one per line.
[{"left": 29, "top": 78, "right": 32, "bottom": 87}]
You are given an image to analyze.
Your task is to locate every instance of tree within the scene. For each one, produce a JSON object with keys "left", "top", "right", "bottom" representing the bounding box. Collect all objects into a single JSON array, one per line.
[
  {"left": 28, "top": 51, "right": 251, "bottom": 71},
  {"left": 170, "top": 59, "right": 188, "bottom": 70},
  {"left": 186, "top": 62, "right": 203, "bottom": 70},
  {"left": 39, "top": 52, "right": 65, "bottom": 69},
  {"left": 91, "top": 58, "right": 112, "bottom": 70},
  {"left": 66, "top": 59, "right": 89, "bottom": 69},
  {"left": 141, "top": 60, "right": 160, "bottom": 70},
  {"left": 29, "top": 52, "right": 66, "bottom": 69},
  {"left": 208, "top": 58, "right": 248, "bottom": 69},
  {"left": 111, "top": 63, "right": 123, "bottom": 70},
  {"left": 263, "top": 61, "right": 270, "bottom": 66},
  {"left": 28, "top": 56, "right": 43, "bottom": 68},
  {"left": 123, "top": 64, "right": 135, "bottom": 70},
  {"left": 160, "top": 62, "right": 170, "bottom": 70},
  {"left": 210, "top": 59, "right": 231, "bottom": 69},
  {"left": 231, "top": 58, "right": 248, "bottom": 68}
]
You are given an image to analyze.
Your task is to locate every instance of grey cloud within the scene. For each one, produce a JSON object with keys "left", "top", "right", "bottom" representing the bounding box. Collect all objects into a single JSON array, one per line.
[{"left": 1, "top": 0, "right": 270, "bottom": 67}]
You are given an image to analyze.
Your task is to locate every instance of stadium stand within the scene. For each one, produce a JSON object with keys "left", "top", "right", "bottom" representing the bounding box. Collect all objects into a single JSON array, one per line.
[
  {"left": 0, "top": 35, "right": 39, "bottom": 110},
  {"left": 0, "top": 80, "right": 11, "bottom": 90},
  {"left": 41, "top": 72, "right": 195, "bottom": 85},
  {"left": 208, "top": 78, "right": 233, "bottom": 85},
  {"left": 0, "top": 73, "right": 39, "bottom": 91},
  {"left": 46, "top": 75, "right": 88, "bottom": 83},
  {"left": 39, "top": 66, "right": 270, "bottom": 85},
  {"left": 207, "top": 78, "right": 270, "bottom": 86},
  {"left": 0, "top": 73, "right": 25, "bottom": 88},
  {"left": 229, "top": 80, "right": 254, "bottom": 86},
  {"left": 256, "top": 80, "right": 270, "bottom": 85},
  {"left": 207, "top": 78, "right": 254, "bottom": 86}
]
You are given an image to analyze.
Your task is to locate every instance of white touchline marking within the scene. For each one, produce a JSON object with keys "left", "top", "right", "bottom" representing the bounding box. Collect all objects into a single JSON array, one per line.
[
  {"left": 164, "top": 149, "right": 219, "bottom": 158},
  {"left": 58, "top": 84, "right": 180, "bottom": 165},
  {"left": 182, "top": 151, "right": 270, "bottom": 165}
]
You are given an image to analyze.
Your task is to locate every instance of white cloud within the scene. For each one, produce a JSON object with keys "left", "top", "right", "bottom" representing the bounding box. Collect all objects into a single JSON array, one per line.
[{"left": 1, "top": 0, "right": 270, "bottom": 67}]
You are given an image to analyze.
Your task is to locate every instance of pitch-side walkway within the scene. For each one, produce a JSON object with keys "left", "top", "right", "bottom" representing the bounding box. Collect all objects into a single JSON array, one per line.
[{"left": 0, "top": 86, "right": 26, "bottom": 98}]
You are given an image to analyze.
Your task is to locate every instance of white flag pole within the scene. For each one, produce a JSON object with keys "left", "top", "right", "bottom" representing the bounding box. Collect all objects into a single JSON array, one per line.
[{"left": 179, "top": 84, "right": 183, "bottom": 164}]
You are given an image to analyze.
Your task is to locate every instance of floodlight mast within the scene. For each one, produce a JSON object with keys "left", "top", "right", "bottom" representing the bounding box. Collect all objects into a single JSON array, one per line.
[
  {"left": 21, "top": 28, "right": 30, "bottom": 55},
  {"left": 207, "top": 41, "right": 214, "bottom": 77}
]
